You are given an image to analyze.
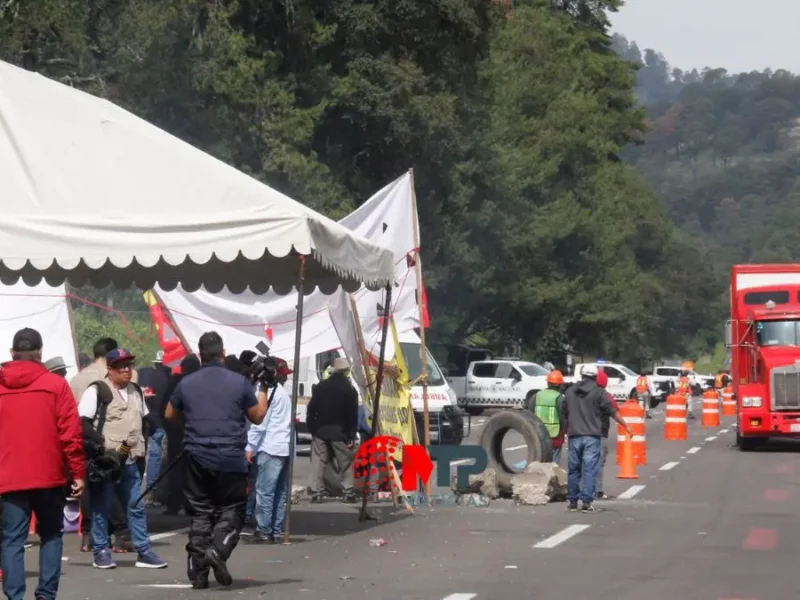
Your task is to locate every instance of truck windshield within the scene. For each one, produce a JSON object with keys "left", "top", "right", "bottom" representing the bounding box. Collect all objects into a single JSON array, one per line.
[
  {"left": 756, "top": 320, "right": 800, "bottom": 347},
  {"left": 519, "top": 363, "right": 549, "bottom": 376},
  {"left": 400, "top": 342, "right": 445, "bottom": 387}
]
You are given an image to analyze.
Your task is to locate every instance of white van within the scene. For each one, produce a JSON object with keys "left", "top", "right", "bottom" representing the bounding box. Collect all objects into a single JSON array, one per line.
[{"left": 288, "top": 331, "right": 464, "bottom": 445}]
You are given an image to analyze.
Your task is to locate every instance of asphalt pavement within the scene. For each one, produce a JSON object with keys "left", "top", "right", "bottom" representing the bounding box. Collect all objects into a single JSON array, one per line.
[{"left": 18, "top": 404, "right": 800, "bottom": 599}]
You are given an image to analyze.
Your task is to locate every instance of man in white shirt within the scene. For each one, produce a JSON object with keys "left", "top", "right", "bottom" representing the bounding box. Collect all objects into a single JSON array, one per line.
[
  {"left": 78, "top": 348, "right": 167, "bottom": 570},
  {"left": 244, "top": 358, "right": 294, "bottom": 545}
]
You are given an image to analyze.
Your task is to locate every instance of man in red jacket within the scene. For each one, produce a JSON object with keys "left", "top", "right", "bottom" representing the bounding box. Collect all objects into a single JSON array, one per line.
[{"left": 0, "top": 328, "right": 85, "bottom": 600}]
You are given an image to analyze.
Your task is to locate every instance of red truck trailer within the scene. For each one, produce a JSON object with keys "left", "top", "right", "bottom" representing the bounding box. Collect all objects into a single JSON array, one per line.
[{"left": 729, "top": 264, "right": 800, "bottom": 450}]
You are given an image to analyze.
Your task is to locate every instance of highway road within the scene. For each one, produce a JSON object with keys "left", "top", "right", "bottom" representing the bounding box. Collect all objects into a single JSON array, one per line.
[{"left": 19, "top": 405, "right": 800, "bottom": 599}]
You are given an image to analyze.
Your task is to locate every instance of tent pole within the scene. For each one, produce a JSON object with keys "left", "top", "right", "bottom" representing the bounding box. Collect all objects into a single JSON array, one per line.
[
  {"left": 64, "top": 284, "right": 81, "bottom": 370},
  {"left": 408, "top": 168, "right": 432, "bottom": 505},
  {"left": 359, "top": 283, "right": 393, "bottom": 521},
  {"left": 283, "top": 255, "right": 306, "bottom": 544}
]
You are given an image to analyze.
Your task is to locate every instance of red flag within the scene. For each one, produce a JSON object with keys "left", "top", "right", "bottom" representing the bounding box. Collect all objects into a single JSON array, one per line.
[
  {"left": 416, "top": 286, "right": 430, "bottom": 328},
  {"left": 264, "top": 322, "right": 274, "bottom": 344},
  {"left": 144, "top": 295, "right": 188, "bottom": 365}
]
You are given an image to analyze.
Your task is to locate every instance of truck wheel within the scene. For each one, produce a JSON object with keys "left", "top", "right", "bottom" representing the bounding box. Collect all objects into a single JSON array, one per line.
[
  {"left": 737, "top": 432, "right": 765, "bottom": 451},
  {"left": 465, "top": 406, "right": 484, "bottom": 416},
  {"left": 479, "top": 410, "right": 553, "bottom": 494}
]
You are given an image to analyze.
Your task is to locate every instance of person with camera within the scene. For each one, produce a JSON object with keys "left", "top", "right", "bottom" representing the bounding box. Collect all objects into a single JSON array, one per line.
[
  {"left": 0, "top": 328, "right": 85, "bottom": 600},
  {"left": 70, "top": 337, "right": 133, "bottom": 553},
  {"left": 244, "top": 357, "right": 293, "bottom": 544},
  {"left": 307, "top": 357, "right": 359, "bottom": 504},
  {"left": 165, "top": 332, "right": 269, "bottom": 589},
  {"left": 78, "top": 348, "right": 168, "bottom": 570}
]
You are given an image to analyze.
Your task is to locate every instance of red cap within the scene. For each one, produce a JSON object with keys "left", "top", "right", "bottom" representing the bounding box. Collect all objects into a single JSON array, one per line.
[{"left": 596, "top": 369, "right": 608, "bottom": 389}]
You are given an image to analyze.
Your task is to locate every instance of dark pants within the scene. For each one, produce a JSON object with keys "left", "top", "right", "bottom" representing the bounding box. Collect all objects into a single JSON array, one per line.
[
  {"left": 2, "top": 487, "right": 66, "bottom": 600},
  {"left": 80, "top": 485, "right": 129, "bottom": 537},
  {"left": 164, "top": 421, "right": 187, "bottom": 513},
  {"left": 183, "top": 454, "right": 247, "bottom": 581}
]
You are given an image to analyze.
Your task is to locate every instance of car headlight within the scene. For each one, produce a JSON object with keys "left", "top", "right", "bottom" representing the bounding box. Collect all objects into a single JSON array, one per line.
[
  {"left": 742, "top": 396, "right": 762, "bottom": 407},
  {"left": 446, "top": 386, "right": 457, "bottom": 406}
]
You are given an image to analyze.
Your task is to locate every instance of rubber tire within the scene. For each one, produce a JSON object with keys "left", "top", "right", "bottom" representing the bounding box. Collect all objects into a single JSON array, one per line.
[
  {"left": 479, "top": 409, "right": 553, "bottom": 494},
  {"left": 465, "top": 406, "right": 484, "bottom": 416},
  {"left": 737, "top": 432, "right": 766, "bottom": 451}
]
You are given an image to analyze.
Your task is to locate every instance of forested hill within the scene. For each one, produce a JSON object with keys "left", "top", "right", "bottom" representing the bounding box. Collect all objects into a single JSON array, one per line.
[
  {"left": 0, "top": 2, "right": 720, "bottom": 367},
  {"left": 613, "top": 34, "right": 800, "bottom": 283}
]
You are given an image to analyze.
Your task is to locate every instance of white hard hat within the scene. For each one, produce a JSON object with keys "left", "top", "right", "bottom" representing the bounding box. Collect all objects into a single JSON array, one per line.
[{"left": 582, "top": 364, "right": 598, "bottom": 378}]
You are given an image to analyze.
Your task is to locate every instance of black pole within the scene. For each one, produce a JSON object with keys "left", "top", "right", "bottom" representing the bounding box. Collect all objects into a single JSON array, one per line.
[
  {"left": 359, "top": 283, "right": 393, "bottom": 519},
  {"left": 283, "top": 256, "right": 306, "bottom": 543}
]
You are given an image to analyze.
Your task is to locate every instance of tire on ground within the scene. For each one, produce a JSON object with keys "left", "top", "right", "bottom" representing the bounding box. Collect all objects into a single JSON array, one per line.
[{"left": 479, "top": 409, "right": 553, "bottom": 494}]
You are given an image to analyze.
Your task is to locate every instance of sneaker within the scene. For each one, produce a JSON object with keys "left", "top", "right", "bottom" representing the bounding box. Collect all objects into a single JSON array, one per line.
[
  {"left": 80, "top": 533, "right": 92, "bottom": 552},
  {"left": 144, "top": 494, "right": 162, "bottom": 508},
  {"left": 646, "top": 412, "right": 653, "bottom": 419},
  {"left": 581, "top": 502, "right": 596, "bottom": 513},
  {"left": 205, "top": 546, "right": 233, "bottom": 587},
  {"left": 136, "top": 549, "right": 168, "bottom": 569},
  {"left": 342, "top": 491, "right": 358, "bottom": 504},
  {"left": 595, "top": 492, "right": 609, "bottom": 500},
  {"left": 566, "top": 502, "right": 579, "bottom": 512},
  {"left": 191, "top": 573, "right": 210, "bottom": 590},
  {"left": 244, "top": 531, "right": 273, "bottom": 545},
  {"left": 92, "top": 549, "right": 117, "bottom": 569},
  {"left": 240, "top": 521, "right": 256, "bottom": 536}
]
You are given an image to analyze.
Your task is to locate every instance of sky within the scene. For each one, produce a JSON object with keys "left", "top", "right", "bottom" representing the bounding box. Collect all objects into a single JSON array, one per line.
[{"left": 611, "top": 0, "right": 800, "bottom": 75}]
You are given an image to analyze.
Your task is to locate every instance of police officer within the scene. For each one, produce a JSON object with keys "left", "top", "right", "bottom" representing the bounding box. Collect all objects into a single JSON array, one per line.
[{"left": 165, "top": 332, "right": 268, "bottom": 589}]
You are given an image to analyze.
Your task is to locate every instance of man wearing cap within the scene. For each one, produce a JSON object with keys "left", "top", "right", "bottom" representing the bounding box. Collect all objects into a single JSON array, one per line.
[
  {"left": 165, "top": 332, "right": 269, "bottom": 589},
  {"left": 69, "top": 337, "right": 133, "bottom": 553},
  {"left": 78, "top": 347, "right": 167, "bottom": 570},
  {"left": 306, "top": 357, "right": 359, "bottom": 504},
  {"left": 560, "top": 364, "right": 632, "bottom": 513},
  {"left": 0, "top": 328, "right": 85, "bottom": 600},
  {"left": 244, "top": 357, "right": 294, "bottom": 544},
  {"left": 138, "top": 351, "right": 171, "bottom": 507}
]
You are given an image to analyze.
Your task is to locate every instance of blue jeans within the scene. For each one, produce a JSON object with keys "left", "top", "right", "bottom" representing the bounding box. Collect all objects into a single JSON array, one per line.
[
  {"left": 245, "top": 459, "right": 259, "bottom": 523},
  {"left": 552, "top": 445, "right": 562, "bottom": 466},
  {"left": 90, "top": 462, "right": 151, "bottom": 553},
  {"left": 2, "top": 487, "right": 65, "bottom": 600},
  {"left": 254, "top": 453, "right": 290, "bottom": 537},
  {"left": 567, "top": 435, "right": 602, "bottom": 504},
  {"left": 146, "top": 428, "right": 166, "bottom": 489}
]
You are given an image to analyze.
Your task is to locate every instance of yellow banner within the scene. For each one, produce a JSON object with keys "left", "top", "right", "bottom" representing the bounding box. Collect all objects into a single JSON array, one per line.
[{"left": 363, "top": 319, "right": 415, "bottom": 458}]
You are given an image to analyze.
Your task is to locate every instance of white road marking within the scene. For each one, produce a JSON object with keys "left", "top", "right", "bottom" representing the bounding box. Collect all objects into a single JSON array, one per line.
[
  {"left": 719, "top": 428, "right": 729, "bottom": 434},
  {"left": 505, "top": 565, "right": 518, "bottom": 569},
  {"left": 442, "top": 595, "right": 478, "bottom": 600},
  {"left": 137, "top": 584, "right": 193, "bottom": 589},
  {"left": 704, "top": 436, "right": 717, "bottom": 442},
  {"left": 533, "top": 524, "right": 591, "bottom": 549},
  {"left": 617, "top": 485, "right": 646, "bottom": 499},
  {"left": 659, "top": 462, "right": 679, "bottom": 471},
  {"left": 150, "top": 527, "right": 189, "bottom": 541},
  {"left": 687, "top": 446, "right": 701, "bottom": 454}
]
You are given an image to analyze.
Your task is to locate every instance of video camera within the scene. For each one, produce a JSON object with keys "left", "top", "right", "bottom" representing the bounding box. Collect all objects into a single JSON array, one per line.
[{"left": 249, "top": 341, "right": 280, "bottom": 388}]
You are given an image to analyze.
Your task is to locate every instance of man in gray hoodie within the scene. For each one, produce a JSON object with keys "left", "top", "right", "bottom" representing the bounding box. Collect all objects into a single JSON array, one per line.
[{"left": 560, "top": 365, "right": 632, "bottom": 512}]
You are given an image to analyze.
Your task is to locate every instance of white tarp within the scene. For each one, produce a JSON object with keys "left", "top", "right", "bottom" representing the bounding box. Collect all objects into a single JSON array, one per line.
[
  {"left": 0, "top": 282, "right": 78, "bottom": 378},
  {"left": 0, "top": 60, "right": 393, "bottom": 293},
  {"left": 156, "top": 173, "right": 420, "bottom": 359}
]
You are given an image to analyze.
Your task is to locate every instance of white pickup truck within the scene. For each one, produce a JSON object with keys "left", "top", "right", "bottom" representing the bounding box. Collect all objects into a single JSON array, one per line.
[
  {"left": 651, "top": 365, "right": 714, "bottom": 396},
  {"left": 566, "top": 361, "right": 641, "bottom": 401},
  {"left": 446, "top": 358, "right": 551, "bottom": 415}
]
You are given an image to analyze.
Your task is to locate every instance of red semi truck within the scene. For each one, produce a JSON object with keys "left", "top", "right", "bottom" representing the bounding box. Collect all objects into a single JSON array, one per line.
[{"left": 728, "top": 264, "right": 800, "bottom": 450}]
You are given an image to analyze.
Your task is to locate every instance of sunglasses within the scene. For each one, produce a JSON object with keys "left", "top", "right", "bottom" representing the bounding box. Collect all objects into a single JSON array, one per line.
[{"left": 111, "top": 362, "right": 135, "bottom": 371}]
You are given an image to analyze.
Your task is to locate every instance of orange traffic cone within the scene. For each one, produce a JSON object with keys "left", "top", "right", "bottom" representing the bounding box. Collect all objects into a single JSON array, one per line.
[{"left": 617, "top": 433, "right": 639, "bottom": 479}]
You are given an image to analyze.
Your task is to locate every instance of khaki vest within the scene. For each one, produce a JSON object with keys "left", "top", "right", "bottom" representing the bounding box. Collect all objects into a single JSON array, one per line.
[
  {"left": 70, "top": 362, "right": 107, "bottom": 404},
  {"left": 94, "top": 382, "right": 146, "bottom": 460}
]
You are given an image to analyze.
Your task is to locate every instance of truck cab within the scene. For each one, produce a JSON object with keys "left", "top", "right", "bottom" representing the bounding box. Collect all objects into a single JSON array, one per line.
[{"left": 728, "top": 265, "right": 800, "bottom": 450}]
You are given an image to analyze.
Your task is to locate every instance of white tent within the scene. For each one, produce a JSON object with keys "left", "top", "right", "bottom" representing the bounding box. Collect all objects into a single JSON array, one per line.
[
  {"left": 155, "top": 173, "right": 420, "bottom": 359},
  {"left": 0, "top": 282, "right": 78, "bottom": 378},
  {"left": 0, "top": 60, "right": 394, "bottom": 293}
]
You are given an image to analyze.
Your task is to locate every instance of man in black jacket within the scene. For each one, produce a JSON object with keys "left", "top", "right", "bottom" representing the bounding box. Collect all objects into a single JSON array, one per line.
[{"left": 306, "top": 357, "right": 359, "bottom": 503}]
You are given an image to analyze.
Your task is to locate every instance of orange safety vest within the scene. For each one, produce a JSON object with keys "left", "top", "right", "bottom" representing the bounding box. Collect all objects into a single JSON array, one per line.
[
  {"left": 678, "top": 376, "right": 690, "bottom": 395},
  {"left": 714, "top": 374, "right": 723, "bottom": 389},
  {"left": 636, "top": 376, "right": 649, "bottom": 394}
]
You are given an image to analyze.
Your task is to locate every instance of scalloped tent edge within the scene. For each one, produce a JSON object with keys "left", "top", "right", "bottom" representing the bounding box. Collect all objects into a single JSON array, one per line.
[{"left": 0, "top": 60, "right": 395, "bottom": 293}]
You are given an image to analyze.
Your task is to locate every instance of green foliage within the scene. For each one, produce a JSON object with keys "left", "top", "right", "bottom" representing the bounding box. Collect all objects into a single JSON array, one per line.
[
  {"left": 72, "top": 306, "right": 160, "bottom": 364},
  {"left": 0, "top": 2, "right": 719, "bottom": 367}
]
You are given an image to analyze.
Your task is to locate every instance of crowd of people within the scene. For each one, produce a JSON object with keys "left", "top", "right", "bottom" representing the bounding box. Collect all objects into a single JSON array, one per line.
[{"left": 0, "top": 327, "right": 307, "bottom": 598}]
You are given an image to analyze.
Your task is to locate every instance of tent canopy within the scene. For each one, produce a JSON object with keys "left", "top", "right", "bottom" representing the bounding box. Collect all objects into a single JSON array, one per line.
[{"left": 0, "top": 61, "right": 394, "bottom": 294}]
